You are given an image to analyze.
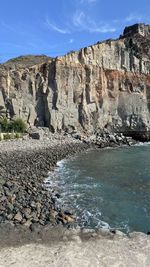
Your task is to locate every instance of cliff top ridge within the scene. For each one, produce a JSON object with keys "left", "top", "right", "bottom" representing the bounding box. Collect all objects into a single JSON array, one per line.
[
  {"left": 1, "top": 23, "right": 150, "bottom": 68},
  {"left": 122, "top": 23, "right": 150, "bottom": 38}
]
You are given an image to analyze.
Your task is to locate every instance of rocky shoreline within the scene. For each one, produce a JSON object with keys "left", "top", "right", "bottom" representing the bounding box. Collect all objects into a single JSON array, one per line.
[
  {"left": 0, "top": 129, "right": 144, "bottom": 248},
  {"left": 0, "top": 134, "right": 91, "bottom": 230}
]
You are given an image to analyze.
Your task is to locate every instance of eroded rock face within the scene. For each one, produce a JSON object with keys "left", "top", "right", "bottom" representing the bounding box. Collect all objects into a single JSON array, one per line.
[{"left": 0, "top": 24, "right": 150, "bottom": 135}]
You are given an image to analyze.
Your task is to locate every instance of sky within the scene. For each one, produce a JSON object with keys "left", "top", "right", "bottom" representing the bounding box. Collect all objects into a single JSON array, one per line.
[{"left": 0, "top": 0, "right": 150, "bottom": 62}]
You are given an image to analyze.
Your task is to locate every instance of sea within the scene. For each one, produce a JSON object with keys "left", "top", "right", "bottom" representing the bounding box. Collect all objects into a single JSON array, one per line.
[{"left": 45, "top": 143, "right": 150, "bottom": 233}]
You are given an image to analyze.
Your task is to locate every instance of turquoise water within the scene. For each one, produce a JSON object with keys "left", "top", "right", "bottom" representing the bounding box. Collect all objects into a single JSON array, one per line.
[{"left": 47, "top": 145, "right": 150, "bottom": 233}]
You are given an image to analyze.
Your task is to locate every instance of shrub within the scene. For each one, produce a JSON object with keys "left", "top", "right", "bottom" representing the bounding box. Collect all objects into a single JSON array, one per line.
[
  {"left": 11, "top": 118, "right": 26, "bottom": 133},
  {"left": 0, "top": 117, "right": 9, "bottom": 132},
  {"left": 0, "top": 117, "right": 26, "bottom": 133},
  {"left": 10, "top": 133, "right": 15, "bottom": 139},
  {"left": 3, "top": 133, "right": 10, "bottom": 140},
  {"left": 15, "top": 133, "right": 20, "bottom": 139}
]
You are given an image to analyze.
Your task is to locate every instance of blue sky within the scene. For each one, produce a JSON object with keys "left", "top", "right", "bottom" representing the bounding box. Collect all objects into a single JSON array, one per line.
[{"left": 0, "top": 0, "right": 150, "bottom": 62}]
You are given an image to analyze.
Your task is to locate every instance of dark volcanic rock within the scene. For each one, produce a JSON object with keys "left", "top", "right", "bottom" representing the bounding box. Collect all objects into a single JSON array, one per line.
[{"left": 0, "top": 138, "right": 89, "bottom": 228}]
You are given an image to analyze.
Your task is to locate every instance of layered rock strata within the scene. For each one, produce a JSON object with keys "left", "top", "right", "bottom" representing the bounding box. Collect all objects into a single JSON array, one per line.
[{"left": 0, "top": 23, "right": 150, "bottom": 137}]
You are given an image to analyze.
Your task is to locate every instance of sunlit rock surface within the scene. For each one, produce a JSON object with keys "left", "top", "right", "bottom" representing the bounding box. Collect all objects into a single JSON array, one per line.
[{"left": 0, "top": 23, "right": 150, "bottom": 136}]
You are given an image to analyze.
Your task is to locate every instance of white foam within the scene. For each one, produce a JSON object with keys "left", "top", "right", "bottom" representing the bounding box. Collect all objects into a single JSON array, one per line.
[
  {"left": 56, "top": 160, "right": 65, "bottom": 168},
  {"left": 134, "top": 142, "right": 150, "bottom": 147},
  {"left": 99, "top": 220, "right": 110, "bottom": 229}
]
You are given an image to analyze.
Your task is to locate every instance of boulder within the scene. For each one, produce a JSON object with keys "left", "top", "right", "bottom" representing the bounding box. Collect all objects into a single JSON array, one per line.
[{"left": 29, "top": 128, "right": 44, "bottom": 140}]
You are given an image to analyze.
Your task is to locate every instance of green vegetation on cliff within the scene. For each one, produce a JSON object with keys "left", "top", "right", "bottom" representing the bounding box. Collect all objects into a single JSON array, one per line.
[{"left": 0, "top": 117, "right": 26, "bottom": 133}]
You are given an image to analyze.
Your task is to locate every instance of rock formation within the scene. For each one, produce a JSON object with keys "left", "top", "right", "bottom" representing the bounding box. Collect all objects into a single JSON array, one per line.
[{"left": 0, "top": 23, "right": 150, "bottom": 137}]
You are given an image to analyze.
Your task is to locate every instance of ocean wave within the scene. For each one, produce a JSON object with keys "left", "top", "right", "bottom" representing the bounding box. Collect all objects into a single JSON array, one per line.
[
  {"left": 56, "top": 159, "right": 66, "bottom": 168},
  {"left": 134, "top": 141, "right": 150, "bottom": 146}
]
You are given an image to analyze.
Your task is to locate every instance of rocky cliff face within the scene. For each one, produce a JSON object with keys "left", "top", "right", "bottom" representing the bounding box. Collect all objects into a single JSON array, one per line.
[{"left": 0, "top": 23, "right": 150, "bottom": 135}]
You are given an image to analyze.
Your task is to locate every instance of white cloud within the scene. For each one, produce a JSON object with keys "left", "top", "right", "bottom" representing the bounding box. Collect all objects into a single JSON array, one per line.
[
  {"left": 92, "top": 25, "right": 116, "bottom": 33},
  {"left": 73, "top": 11, "right": 85, "bottom": 27},
  {"left": 45, "top": 18, "right": 70, "bottom": 34},
  {"left": 73, "top": 11, "right": 116, "bottom": 33}
]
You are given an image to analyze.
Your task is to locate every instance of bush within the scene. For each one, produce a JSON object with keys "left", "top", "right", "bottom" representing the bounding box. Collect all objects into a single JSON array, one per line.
[
  {"left": 3, "top": 133, "right": 11, "bottom": 140},
  {"left": 15, "top": 133, "right": 20, "bottom": 139},
  {"left": 0, "top": 117, "right": 26, "bottom": 133},
  {"left": 0, "top": 117, "right": 9, "bottom": 132},
  {"left": 10, "top": 133, "right": 15, "bottom": 139},
  {"left": 12, "top": 118, "right": 26, "bottom": 133}
]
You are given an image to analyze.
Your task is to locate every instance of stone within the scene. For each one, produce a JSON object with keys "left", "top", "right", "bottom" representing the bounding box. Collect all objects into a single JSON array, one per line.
[
  {"left": 0, "top": 215, "right": 4, "bottom": 223},
  {"left": 109, "top": 135, "right": 116, "bottom": 143},
  {"left": 64, "top": 210, "right": 73, "bottom": 216},
  {"left": 116, "top": 136, "right": 123, "bottom": 142},
  {"left": 98, "top": 228, "right": 112, "bottom": 236},
  {"left": 7, "top": 203, "right": 14, "bottom": 212},
  {"left": 7, "top": 195, "right": 16, "bottom": 204},
  {"left": 31, "top": 215, "right": 39, "bottom": 223},
  {"left": 60, "top": 214, "right": 75, "bottom": 224},
  {"left": 72, "top": 133, "right": 82, "bottom": 140},
  {"left": 115, "top": 230, "right": 126, "bottom": 237},
  {"left": 6, "top": 214, "right": 14, "bottom": 220},
  {"left": 0, "top": 204, "right": 6, "bottom": 211},
  {"left": 22, "top": 208, "right": 32, "bottom": 219},
  {"left": 4, "top": 182, "right": 13, "bottom": 189},
  {"left": 64, "top": 215, "right": 75, "bottom": 223},
  {"left": 0, "top": 179, "right": 5, "bottom": 186},
  {"left": 51, "top": 210, "right": 58, "bottom": 218},
  {"left": 30, "top": 201, "right": 36, "bottom": 208},
  {"left": 14, "top": 212, "right": 23, "bottom": 222},
  {"left": 29, "top": 132, "right": 41, "bottom": 140},
  {"left": 23, "top": 219, "right": 32, "bottom": 227}
]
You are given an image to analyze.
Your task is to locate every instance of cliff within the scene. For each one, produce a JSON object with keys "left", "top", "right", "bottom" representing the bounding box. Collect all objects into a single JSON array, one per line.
[{"left": 0, "top": 23, "right": 150, "bottom": 136}]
